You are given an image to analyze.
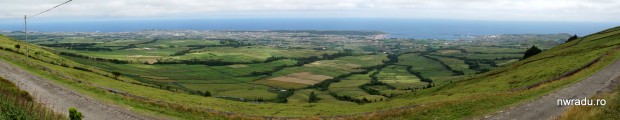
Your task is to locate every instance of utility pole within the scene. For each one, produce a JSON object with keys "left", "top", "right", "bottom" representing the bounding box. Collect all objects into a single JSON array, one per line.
[
  {"left": 24, "top": 15, "right": 29, "bottom": 59},
  {"left": 23, "top": 0, "right": 73, "bottom": 60}
]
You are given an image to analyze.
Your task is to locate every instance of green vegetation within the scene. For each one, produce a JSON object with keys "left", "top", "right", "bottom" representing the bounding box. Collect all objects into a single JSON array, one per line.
[
  {"left": 375, "top": 65, "right": 427, "bottom": 90},
  {"left": 69, "top": 108, "right": 84, "bottom": 120},
  {"left": 0, "top": 27, "right": 614, "bottom": 119},
  {"left": 522, "top": 45, "right": 542, "bottom": 59},
  {"left": 308, "top": 92, "right": 319, "bottom": 103},
  {"left": 558, "top": 83, "right": 619, "bottom": 120},
  {"left": 0, "top": 76, "right": 65, "bottom": 120},
  {"left": 397, "top": 53, "right": 452, "bottom": 79},
  {"left": 565, "top": 34, "right": 579, "bottom": 43}
]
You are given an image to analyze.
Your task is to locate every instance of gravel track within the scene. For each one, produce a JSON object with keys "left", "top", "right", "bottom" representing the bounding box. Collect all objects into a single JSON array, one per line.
[
  {"left": 0, "top": 60, "right": 155, "bottom": 120},
  {"left": 484, "top": 58, "right": 620, "bottom": 120}
]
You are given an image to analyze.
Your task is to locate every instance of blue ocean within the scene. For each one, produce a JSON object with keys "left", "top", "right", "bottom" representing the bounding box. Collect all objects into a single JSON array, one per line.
[{"left": 0, "top": 18, "right": 617, "bottom": 39}]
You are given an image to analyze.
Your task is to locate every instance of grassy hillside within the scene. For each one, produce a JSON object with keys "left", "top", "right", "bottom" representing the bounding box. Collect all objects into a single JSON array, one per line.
[
  {"left": 0, "top": 77, "right": 65, "bottom": 119},
  {"left": 0, "top": 26, "right": 618, "bottom": 119}
]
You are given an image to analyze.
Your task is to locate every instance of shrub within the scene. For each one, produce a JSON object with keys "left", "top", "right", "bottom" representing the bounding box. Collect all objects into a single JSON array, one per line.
[
  {"left": 203, "top": 91, "right": 212, "bottom": 97},
  {"left": 69, "top": 107, "right": 83, "bottom": 120},
  {"left": 522, "top": 45, "right": 542, "bottom": 59},
  {"left": 308, "top": 92, "right": 320, "bottom": 103},
  {"left": 111, "top": 71, "right": 122, "bottom": 79},
  {"left": 565, "top": 34, "right": 579, "bottom": 43}
]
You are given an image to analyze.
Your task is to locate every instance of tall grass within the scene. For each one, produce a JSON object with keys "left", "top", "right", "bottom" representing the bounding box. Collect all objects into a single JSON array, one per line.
[
  {"left": 557, "top": 78, "right": 620, "bottom": 120},
  {"left": 0, "top": 77, "right": 66, "bottom": 120}
]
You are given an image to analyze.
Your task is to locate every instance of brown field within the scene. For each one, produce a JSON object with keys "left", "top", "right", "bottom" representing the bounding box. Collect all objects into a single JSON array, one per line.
[
  {"left": 228, "top": 64, "right": 249, "bottom": 68},
  {"left": 437, "top": 50, "right": 460, "bottom": 54},
  {"left": 253, "top": 80, "right": 308, "bottom": 89},
  {"left": 265, "top": 72, "right": 334, "bottom": 86},
  {"left": 344, "top": 63, "right": 362, "bottom": 68},
  {"left": 270, "top": 77, "right": 319, "bottom": 85}
]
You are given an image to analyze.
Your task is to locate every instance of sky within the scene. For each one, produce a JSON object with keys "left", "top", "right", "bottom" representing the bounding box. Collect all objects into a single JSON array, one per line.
[{"left": 1, "top": 0, "right": 619, "bottom": 22}]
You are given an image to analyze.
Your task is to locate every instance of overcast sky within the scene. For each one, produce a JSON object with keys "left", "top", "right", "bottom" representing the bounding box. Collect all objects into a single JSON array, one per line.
[{"left": 1, "top": 0, "right": 619, "bottom": 22}]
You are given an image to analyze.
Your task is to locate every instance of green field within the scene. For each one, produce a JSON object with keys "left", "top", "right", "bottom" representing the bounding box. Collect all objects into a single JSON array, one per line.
[
  {"left": 256, "top": 54, "right": 387, "bottom": 89},
  {"left": 427, "top": 55, "right": 477, "bottom": 74},
  {"left": 376, "top": 65, "right": 427, "bottom": 90},
  {"left": 459, "top": 46, "right": 524, "bottom": 53},
  {"left": 328, "top": 70, "right": 388, "bottom": 103},
  {"left": 397, "top": 53, "right": 454, "bottom": 79},
  {"left": 1, "top": 27, "right": 616, "bottom": 119},
  {"left": 173, "top": 46, "right": 337, "bottom": 62}
]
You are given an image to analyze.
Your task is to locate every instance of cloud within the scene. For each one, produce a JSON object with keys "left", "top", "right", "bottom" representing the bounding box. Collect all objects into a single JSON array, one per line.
[{"left": 0, "top": 0, "right": 618, "bottom": 22}]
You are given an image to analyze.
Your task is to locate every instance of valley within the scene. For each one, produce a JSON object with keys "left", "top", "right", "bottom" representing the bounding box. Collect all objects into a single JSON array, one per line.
[{"left": 0, "top": 27, "right": 618, "bottom": 119}]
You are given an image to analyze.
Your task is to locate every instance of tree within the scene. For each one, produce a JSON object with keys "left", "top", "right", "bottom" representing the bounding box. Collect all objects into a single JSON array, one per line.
[
  {"left": 69, "top": 107, "right": 84, "bottom": 120},
  {"left": 111, "top": 71, "right": 122, "bottom": 79},
  {"left": 522, "top": 45, "right": 542, "bottom": 59},
  {"left": 308, "top": 91, "right": 319, "bottom": 103},
  {"left": 14, "top": 44, "right": 20, "bottom": 50},
  {"left": 565, "top": 34, "right": 579, "bottom": 43},
  {"left": 203, "top": 91, "right": 212, "bottom": 97}
]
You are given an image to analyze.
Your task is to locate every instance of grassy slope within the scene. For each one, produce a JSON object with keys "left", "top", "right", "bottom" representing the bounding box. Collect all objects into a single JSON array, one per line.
[
  {"left": 0, "top": 77, "right": 65, "bottom": 120},
  {"left": 365, "top": 26, "right": 620, "bottom": 119},
  {"left": 0, "top": 26, "right": 618, "bottom": 119}
]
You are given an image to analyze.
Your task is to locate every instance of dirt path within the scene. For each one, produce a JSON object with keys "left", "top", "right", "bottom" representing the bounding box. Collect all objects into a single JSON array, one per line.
[
  {"left": 0, "top": 60, "right": 154, "bottom": 120},
  {"left": 484, "top": 58, "right": 620, "bottom": 120}
]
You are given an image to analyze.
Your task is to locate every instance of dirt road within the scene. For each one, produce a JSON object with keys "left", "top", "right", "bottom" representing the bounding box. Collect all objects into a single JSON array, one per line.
[
  {"left": 484, "top": 58, "right": 620, "bottom": 120},
  {"left": 0, "top": 60, "right": 154, "bottom": 120}
]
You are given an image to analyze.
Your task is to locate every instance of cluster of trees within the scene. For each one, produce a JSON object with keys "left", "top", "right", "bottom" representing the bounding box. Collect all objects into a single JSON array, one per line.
[
  {"left": 60, "top": 52, "right": 129, "bottom": 64},
  {"left": 120, "top": 39, "right": 159, "bottom": 50},
  {"left": 329, "top": 92, "right": 382, "bottom": 104},
  {"left": 274, "top": 90, "right": 294, "bottom": 103},
  {"left": 40, "top": 43, "right": 112, "bottom": 51},
  {"left": 155, "top": 58, "right": 259, "bottom": 66},
  {"left": 199, "top": 91, "right": 212, "bottom": 97},
  {"left": 359, "top": 80, "right": 393, "bottom": 95},
  {"left": 403, "top": 66, "right": 433, "bottom": 87},
  {"left": 463, "top": 59, "right": 497, "bottom": 72},
  {"left": 522, "top": 45, "right": 542, "bottom": 59},
  {"left": 245, "top": 65, "right": 289, "bottom": 76},
  {"left": 120, "top": 44, "right": 137, "bottom": 50},
  {"left": 309, "top": 64, "right": 380, "bottom": 90},
  {"left": 72, "top": 66, "right": 92, "bottom": 72},
  {"left": 265, "top": 49, "right": 356, "bottom": 63},
  {"left": 169, "top": 45, "right": 219, "bottom": 56},
  {"left": 308, "top": 92, "right": 320, "bottom": 103},
  {"left": 565, "top": 34, "right": 579, "bottom": 43},
  {"left": 40, "top": 43, "right": 96, "bottom": 47},
  {"left": 220, "top": 39, "right": 251, "bottom": 47},
  {"left": 70, "top": 47, "right": 112, "bottom": 51}
]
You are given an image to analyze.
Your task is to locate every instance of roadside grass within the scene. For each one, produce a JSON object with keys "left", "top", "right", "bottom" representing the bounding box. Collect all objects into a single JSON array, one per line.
[
  {"left": 0, "top": 77, "right": 66, "bottom": 120},
  {"left": 557, "top": 78, "right": 620, "bottom": 120}
]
